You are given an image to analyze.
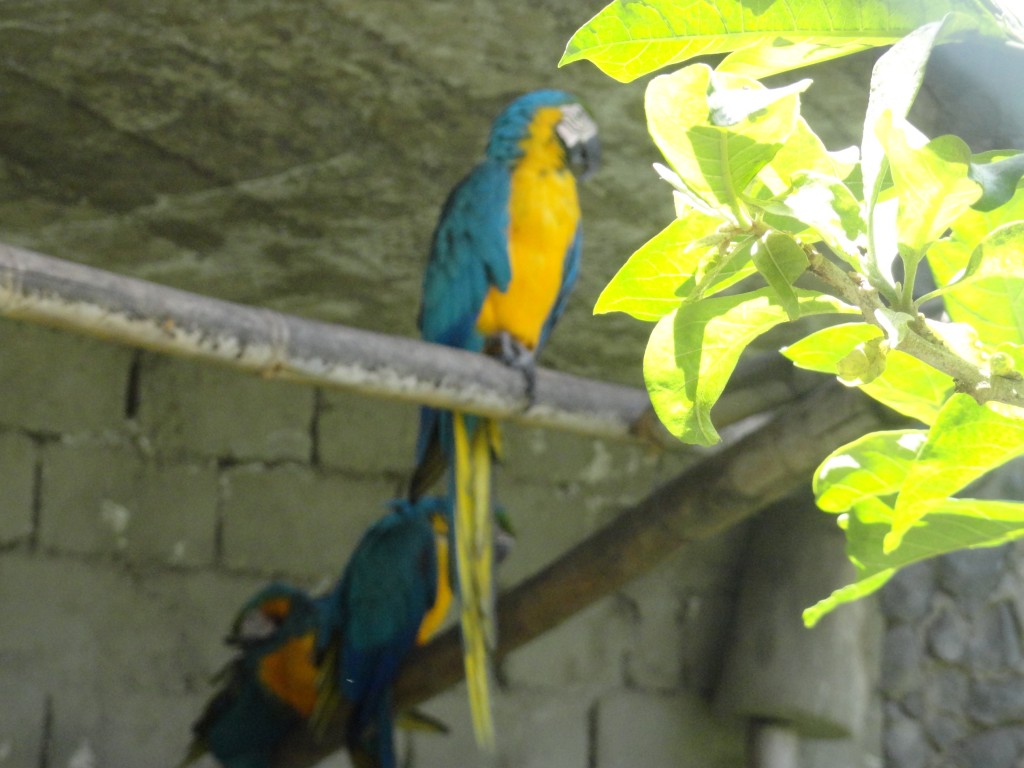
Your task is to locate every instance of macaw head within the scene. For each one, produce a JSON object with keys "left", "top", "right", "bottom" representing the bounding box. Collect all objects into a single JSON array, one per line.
[
  {"left": 225, "top": 581, "right": 318, "bottom": 649},
  {"left": 486, "top": 89, "right": 601, "bottom": 179}
]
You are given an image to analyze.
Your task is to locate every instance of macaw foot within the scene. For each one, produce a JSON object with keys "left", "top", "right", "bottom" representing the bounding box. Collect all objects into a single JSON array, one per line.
[{"left": 486, "top": 332, "right": 537, "bottom": 403}]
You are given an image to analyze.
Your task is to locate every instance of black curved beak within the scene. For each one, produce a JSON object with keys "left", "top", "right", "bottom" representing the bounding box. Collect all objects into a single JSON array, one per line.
[{"left": 556, "top": 103, "right": 601, "bottom": 181}]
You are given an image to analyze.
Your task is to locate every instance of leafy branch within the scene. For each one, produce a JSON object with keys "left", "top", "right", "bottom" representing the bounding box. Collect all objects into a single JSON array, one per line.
[
  {"left": 803, "top": 250, "right": 1024, "bottom": 409},
  {"left": 564, "top": 0, "right": 1024, "bottom": 624}
]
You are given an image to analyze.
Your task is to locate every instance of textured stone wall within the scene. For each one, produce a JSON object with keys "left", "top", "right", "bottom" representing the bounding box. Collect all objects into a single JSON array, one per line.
[
  {"left": 879, "top": 464, "right": 1024, "bottom": 768},
  {"left": 0, "top": 315, "right": 754, "bottom": 768}
]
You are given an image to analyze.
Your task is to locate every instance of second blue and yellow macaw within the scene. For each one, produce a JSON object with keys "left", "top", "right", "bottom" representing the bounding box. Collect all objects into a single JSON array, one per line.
[
  {"left": 187, "top": 500, "right": 453, "bottom": 768},
  {"left": 181, "top": 582, "right": 326, "bottom": 768},
  {"left": 315, "top": 497, "right": 453, "bottom": 768},
  {"left": 409, "top": 89, "right": 600, "bottom": 749}
]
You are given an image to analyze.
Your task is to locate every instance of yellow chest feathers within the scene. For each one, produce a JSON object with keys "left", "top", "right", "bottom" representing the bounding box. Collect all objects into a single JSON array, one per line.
[{"left": 476, "top": 107, "right": 580, "bottom": 350}]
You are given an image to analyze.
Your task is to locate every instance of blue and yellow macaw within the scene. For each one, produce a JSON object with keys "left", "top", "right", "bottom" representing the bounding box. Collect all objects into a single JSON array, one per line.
[
  {"left": 314, "top": 497, "right": 452, "bottom": 768},
  {"left": 408, "top": 89, "right": 600, "bottom": 750},
  {"left": 181, "top": 582, "right": 326, "bottom": 768}
]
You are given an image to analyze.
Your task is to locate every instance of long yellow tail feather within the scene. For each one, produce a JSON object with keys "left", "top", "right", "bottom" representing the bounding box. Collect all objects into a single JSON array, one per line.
[{"left": 452, "top": 412, "right": 497, "bottom": 751}]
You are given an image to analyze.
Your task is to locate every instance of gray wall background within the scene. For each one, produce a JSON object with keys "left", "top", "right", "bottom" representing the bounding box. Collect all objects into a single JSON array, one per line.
[
  {"left": 0, "top": 2, "right": 1023, "bottom": 767},
  {"left": 0, "top": 315, "right": 746, "bottom": 767}
]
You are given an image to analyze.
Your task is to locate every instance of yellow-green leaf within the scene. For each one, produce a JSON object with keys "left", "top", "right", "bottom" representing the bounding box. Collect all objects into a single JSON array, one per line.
[
  {"left": 750, "top": 233, "right": 808, "bottom": 320},
  {"left": 646, "top": 65, "right": 804, "bottom": 218},
  {"left": 875, "top": 111, "right": 981, "bottom": 269},
  {"left": 783, "top": 323, "right": 953, "bottom": 424},
  {"left": 751, "top": 171, "right": 865, "bottom": 267},
  {"left": 836, "top": 338, "right": 888, "bottom": 386},
  {"left": 814, "top": 430, "right": 928, "bottom": 513},
  {"left": 594, "top": 211, "right": 722, "bottom": 321},
  {"left": 559, "top": 0, "right": 985, "bottom": 82},
  {"left": 805, "top": 495, "right": 1024, "bottom": 626},
  {"left": 760, "top": 117, "right": 859, "bottom": 194},
  {"left": 644, "top": 288, "right": 855, "bottom": 445},
  {"left": 887, "top": 394, "right": 1024, "bottom": 550},
  {"left": 929, "top": 221, "right": 1024, "bottom": 344},
  {"left": 860, "top": 14, "right": 988, "bottom": 296}
]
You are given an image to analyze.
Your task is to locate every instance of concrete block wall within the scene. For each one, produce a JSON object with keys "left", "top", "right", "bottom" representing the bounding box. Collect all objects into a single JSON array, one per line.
[
  {"left": 877, "top": 464, "right": 1024, "bottom": 768},
  {"left": 880, "top": 545, "right": 1024, "bottom": 768},
  {"left": 0, "top": 315, "right": 751, "bottom": 767}
]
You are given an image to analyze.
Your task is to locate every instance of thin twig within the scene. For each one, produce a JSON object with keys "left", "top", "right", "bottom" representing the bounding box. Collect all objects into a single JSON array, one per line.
[{"left": 805, "top": 251, "right": 1024, "bottom": 408}]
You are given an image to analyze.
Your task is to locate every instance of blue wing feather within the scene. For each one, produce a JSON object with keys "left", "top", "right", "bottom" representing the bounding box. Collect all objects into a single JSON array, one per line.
[
  {"left": 413, "top": 161, "right": 511, "bottom": 488},
  {"left": 324, "top": 500, "right": 440, "bottom": 768},
  {"left": 419, "top": 160, "right": 512, "bottom": 353}
]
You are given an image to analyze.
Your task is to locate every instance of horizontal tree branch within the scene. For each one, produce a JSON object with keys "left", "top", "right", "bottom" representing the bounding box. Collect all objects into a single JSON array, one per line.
[
  {"left": 275, "top": 382, "right": 904, "bottom": 767},
  {"left": 0, "top": 241, "right": 814, "bottom": 450},
  {"left": 0, "top": 242, "right": 654, "bottom": 442}
]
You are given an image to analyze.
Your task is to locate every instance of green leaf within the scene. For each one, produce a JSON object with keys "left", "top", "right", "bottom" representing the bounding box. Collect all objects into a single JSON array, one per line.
[
  {"left": 814, "top": 429, "right": 928, "bottom": 513},
  {"left": 875, "top": 111, "right": 981, "bottom": 274},
  {"left": 560, "top": 0, "right": 982, "bottom": 82},
  {"left": 949, "top": 158, "right": 1024, "bottom": 249},
  {"left": 686, "top": 236, "right": 759, "bottom": 302},
  {"left": 928, "top": 221, "right": 1024, "bottom": 344},
  {"left": 749, "top": 233, "right": 808, "bottom": 320},
  {"left": 707, "top": 75, "right": 811, "bottom": 127},
  {"left": 783, "top": 322, "right": 953, "bottom": 423},
  {"left": 751, "top": 172, "right": 865, "bottom": 266},
  {"left": 644, "top": 288, "right": 855, "bottom": 445},
  {"left": 760, "top": 118, "right": 858, "bottom": 194},
  {"left": 887, "top": 394, "right": 1024, "bottom": 550},
  {"left": 861, "top": 14, "right": 980, "bottom": 211},
  {"left": 861, "top": 14, "right": 983, "bottom": 294},
  {"left": 594, "top": 211, "right": 722, "bottom": 321},
  {"left": 836, "top": 337, "right": 888, "bottom": 386},
  {"left": 784, "top": 323, "right": 879, "bottom": 371},
  {"left": 646, "top": 65, "right": 803, "bottom": 218},
  {"left": 969, "top": 152, "right": 1024, "bottom": 212},
  {"left": 804, "top": 565, "right": 896, "bottom": 628},
  {"left": 804, "top": 495, "right": 1024, "bottom": 626}
]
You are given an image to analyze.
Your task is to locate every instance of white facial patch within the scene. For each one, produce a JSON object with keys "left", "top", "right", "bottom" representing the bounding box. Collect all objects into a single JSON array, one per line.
[{"left": 556, "top": 103, "right": 598, "bottom": 147}]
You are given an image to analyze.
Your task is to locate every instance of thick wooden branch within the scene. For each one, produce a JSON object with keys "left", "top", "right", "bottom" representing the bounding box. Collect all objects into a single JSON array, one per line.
[
  {"left": 275, "top": 382, "right": 904, "bottom": 767},
  {"left": 0, "top": 242, "right": 814, "bottom": 449}
]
